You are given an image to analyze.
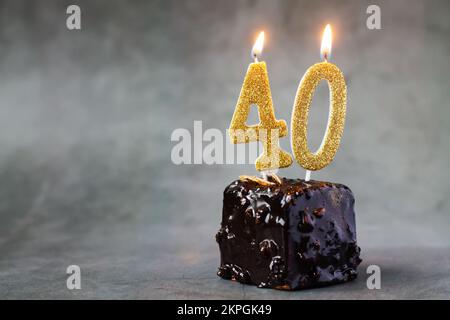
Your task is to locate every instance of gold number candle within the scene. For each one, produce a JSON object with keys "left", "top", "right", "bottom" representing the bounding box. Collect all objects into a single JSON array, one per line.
[
  {"left": 229, "top": 32, "right": 292, "bottom": 171},
  {"left": 291, "top": 24, "right": 347, "bottom": 173}
]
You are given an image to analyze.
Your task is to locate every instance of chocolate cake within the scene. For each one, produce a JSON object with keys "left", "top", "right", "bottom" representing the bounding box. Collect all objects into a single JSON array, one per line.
[{"left": 216, "top": 176, "right": 361, "bottom": 290}]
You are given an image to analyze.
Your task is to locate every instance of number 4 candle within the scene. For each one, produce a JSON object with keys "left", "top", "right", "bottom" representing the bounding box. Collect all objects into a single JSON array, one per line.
[
  {"left": 216, "top": 25, "right": 361, "bottom": 290},
  {"left": 229, "top": 32, "right": 293, "bottom": 173}
]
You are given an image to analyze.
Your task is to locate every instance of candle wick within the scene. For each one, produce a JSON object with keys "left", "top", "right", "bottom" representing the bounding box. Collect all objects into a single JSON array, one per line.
[{"left": 253, "top": 55, "right": 258, "bottom": 63}]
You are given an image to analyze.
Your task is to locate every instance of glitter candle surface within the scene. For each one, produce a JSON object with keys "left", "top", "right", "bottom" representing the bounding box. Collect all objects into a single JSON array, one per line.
[
  {"left": 291, "top": 61, "right": 347, "bottom": 171},
  {"left": 229, "top": 61, "right": 292, "bottom": 171}
]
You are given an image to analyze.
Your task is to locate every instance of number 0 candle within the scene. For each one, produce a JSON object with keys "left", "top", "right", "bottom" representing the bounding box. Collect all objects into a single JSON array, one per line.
[{"left": 291, "top": 24, "right": 347, "bottom": 173}]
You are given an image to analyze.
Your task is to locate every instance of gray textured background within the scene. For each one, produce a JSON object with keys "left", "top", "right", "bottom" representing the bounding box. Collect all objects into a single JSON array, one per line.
[{"left": 0, "top": 0, "right": 449, "bottom": 299}]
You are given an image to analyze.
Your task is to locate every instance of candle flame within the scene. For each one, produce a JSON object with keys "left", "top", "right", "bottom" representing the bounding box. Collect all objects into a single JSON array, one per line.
[
  {"left": 251, "top": 31, "right": 265, "bottom": 62},
  {"left": 320, "top": 24, "right": 332, "bottom": 61}
]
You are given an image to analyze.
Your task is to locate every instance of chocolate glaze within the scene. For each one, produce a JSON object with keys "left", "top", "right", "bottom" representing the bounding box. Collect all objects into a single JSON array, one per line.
[{"left": 216, "top": 177, "right": 362, "bottom": 290}]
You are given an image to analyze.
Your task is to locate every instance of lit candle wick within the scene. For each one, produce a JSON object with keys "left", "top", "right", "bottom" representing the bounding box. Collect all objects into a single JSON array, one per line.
[{"left": 251, "top": 31, "right": 265, "bottom": 63}]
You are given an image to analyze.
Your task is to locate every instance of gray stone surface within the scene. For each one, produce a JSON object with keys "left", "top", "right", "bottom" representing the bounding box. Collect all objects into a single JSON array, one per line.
[{"left": 0, "top": 0, "right": 449, "bottom": 299}]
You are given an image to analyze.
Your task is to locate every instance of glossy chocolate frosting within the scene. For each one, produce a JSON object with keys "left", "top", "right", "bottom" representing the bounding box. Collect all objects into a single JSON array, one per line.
[{"left": 216, "top": 177, "right": 361, "bottom": 290}]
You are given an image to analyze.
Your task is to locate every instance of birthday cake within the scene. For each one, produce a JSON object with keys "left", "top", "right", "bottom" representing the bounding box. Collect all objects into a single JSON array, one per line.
[{"left": 216, "top": 176, "right": 361, "bottom": 290}]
